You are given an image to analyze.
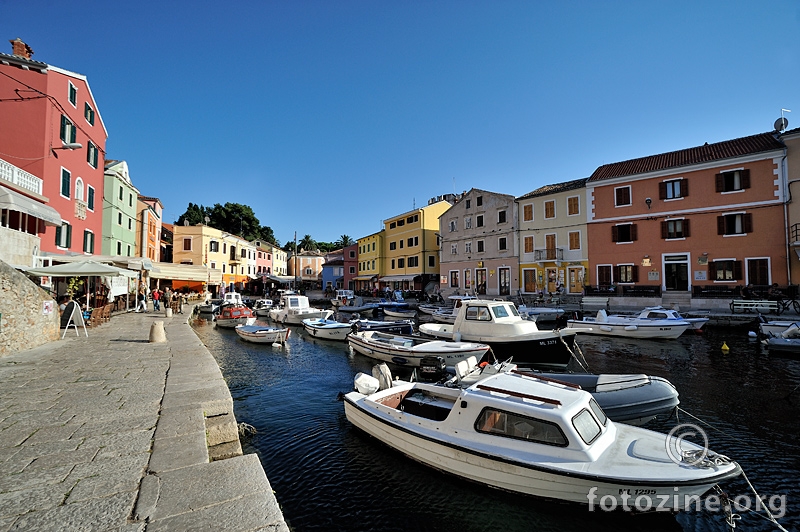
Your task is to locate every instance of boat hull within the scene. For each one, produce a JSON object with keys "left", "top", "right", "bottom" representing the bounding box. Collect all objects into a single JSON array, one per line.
[
  {"left": 566, "top": 320, "right": 689, "bottom": 339},
  {"left": 347, "top": 333, "right": 489, "bottom": 367},
  {"left": 302, "top": 320, "right": 351, "bottom": 341},
  {"left": 216, "top": 316, "right": 256, "bottom": 328},
  {"left": 344, "top": 395, "right": 738, "bottom": 507},
  {"left": 235, "top": 325, "right": 289, "bottom": 343}
]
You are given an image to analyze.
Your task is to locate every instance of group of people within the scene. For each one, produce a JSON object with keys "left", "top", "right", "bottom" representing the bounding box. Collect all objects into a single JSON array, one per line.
[
  {"left": 740, "top": 283, "right": 784, "bottom": 301},
  {"left": 135, "top": 286, "right": 177, "bottom": 313}
]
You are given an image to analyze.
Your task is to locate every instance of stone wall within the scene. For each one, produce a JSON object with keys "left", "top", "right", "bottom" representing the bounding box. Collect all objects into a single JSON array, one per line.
[{"left": 0, "top": 259, "right": 59, "bottom": 356}]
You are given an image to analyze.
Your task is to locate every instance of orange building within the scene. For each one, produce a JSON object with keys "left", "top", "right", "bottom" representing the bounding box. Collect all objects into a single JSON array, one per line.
[{"left": 586, "top": 132, "right": 787, "bottom": 309}]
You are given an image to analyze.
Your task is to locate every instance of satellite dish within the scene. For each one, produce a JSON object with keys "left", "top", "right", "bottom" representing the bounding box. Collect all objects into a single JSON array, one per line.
[
  {"left": 775, "top": 117, "right": 789, "bottom": 132},
  {"left": 183, "top": 220, "right": 189, "bottom": 226},
  {"left": 204, "top": 216, "right": 210, "bottom": 224}
]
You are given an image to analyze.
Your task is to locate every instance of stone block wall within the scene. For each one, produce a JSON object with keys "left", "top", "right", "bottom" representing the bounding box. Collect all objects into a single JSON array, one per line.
[{"left": 0, "top": 259, "right": 59, "bottom": 356}]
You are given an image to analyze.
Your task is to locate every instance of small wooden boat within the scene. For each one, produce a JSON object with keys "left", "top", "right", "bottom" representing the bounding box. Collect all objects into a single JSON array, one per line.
[
  {"left": 343, "top": 371, "right": 740, "bottom": 507},
  {"left": 234, "top": 324, "right": 290, "bottom": 344},
  {"left": 302, "top": 318, "right": 351, "bottom": 341},
  {"left": 347, "top": 330, "right": 490, "bottom": 367},
  {"left": 382, "top": 307, "right": 417, "bottom": 319},
  {"left": 567, "top": 309, "right": 690, "bottom": 339},
  {"left": 215, "top": 305, "right": 256, "bottom": 328}
]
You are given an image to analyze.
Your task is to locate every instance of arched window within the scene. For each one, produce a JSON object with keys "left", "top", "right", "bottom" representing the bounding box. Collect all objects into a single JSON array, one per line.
[{"left": 75, "top": 178, "right": 84, "bottom": 201}]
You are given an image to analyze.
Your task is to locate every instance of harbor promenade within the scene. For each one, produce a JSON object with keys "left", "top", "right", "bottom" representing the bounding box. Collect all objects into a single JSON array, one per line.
[{"left": 0, "top": 310, "right": 288, "bottom": 531}]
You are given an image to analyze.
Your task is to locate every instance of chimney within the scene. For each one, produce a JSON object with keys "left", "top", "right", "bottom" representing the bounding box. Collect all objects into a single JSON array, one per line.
[{"left": 9, "top": 38, "right": 33, "bottom": 59}]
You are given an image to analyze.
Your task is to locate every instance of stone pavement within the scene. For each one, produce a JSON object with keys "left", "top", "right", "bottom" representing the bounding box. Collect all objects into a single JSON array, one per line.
[{"left": 0, "top": 309, "right": 288, "bottom": 531}]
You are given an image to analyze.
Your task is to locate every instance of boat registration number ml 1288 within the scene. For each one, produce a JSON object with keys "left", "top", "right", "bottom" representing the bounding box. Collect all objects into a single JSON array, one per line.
[{"left": 619, "top": 489, "right": 656, "bottom": 496}]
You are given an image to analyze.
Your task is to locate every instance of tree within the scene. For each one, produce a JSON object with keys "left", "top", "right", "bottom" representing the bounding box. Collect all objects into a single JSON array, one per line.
[
  {"left": 175, "top": 203, "right": 210, "bottom": 226},
  {"left": 298, "top": 234, "right": 317, "bottom": 252},
  {"left": 174, "top": 202, "right": 278, "bottom": 246},
  {"left": 336, "top": 235, "right": 354, "bottom": 248}
]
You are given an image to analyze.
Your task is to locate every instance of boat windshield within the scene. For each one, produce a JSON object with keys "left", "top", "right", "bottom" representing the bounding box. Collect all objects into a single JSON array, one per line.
[
  {"left": 491, "top": 304, "right": 519, "bottom": 318},
  {"left": 475, "top": 408, "right": 568, "bottom": 447},
  {"left": 572, "top": 409, "right": 602, "bottom": 444},
  {"left": 588, "top": 398, "right": 607, "bottom": 426}
]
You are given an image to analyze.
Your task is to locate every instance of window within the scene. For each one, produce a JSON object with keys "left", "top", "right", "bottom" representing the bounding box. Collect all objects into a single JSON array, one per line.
[
  {"left": 87, "top": 186, "right": 95, "bottom": 211},
  {"left": 183, "top": 238, "right": 192, "bottom": 251},
  {"left": 428, "top": 255, "right": 435, "bottom": 267},
  {"left": 464, "top": 269, "right": 472, "bottom": 290},
  {"left": 660, "top": 179, "right": 687, "bottom": 200},
  {"left": 477, "top": 240, "right": 484, "bottom": 253},
  {"left": 475, "top": 408, "right": 567, "bottom": 446},
  {"left": 119, "top": 186, "right": 123, "bottom": 200},
  {"left": 60, "top": 168, "right": 71, "bottom": 198},
  {"left": 349, "top": 250, "right": 356, "bottom": 258},
  {"left": 616, "top": 264, "right": 638, "bottom": 283},
  {"left": 449, "top": 220, "right": 457, "bottom": 232},
  {"left": 223, "top": 243, "right": 226, "bottom": 253},
  {"left": 614, "top": 186, "right": 631, "bottom": 207},
  {"left": 451, "top": 243, "right": 458, "bottom": 255},
  {"left": 117, "top": 212, "right": 123, "bottom": 225},
  {"left": 84, "top": 103, "right": 95, "bottom": 125},
  {"left": 397, "top": 219, "right": 405, "bottom": 226},
  {"left": 87, "top": 141, "right": 98, "bottom": 168},
  {"left": 466, "top": 306, "right": 492, "bottom": 321},
  {"left": 523, "top": 204, "right": 533, "bottom": 222},
  {"left": 407, "top": 237, "right": 413, "bottom": 247},
  {"left": 74, "top": 177, "right": 84, "bottom": 201},
  {"left": 498, "top": 237, "right": 507, "bottom": 251},
  {"left": 372, "top": 243, "right": 375, "bottom": 251},
  {"left": 129, "top": 194, "right": 133, "bottom": 207},
  {"left": 390, "top": 222, "right": 396, "bottom": 229},
  {"left": 60, "top": 115, "right": 76, "bottom": 144},
  {"left": 55, "top": 222, "right": 71, "bottom": 248},
  {"left": 391, "top": 259, "right": 395, "bottom": 269},
  {"left": 569, "top": 231, "right": 580, "bottom": 250},
  {"left": 408, "top": 256, "right": 418, "bottom": 267},
  {"left": 127, "top": 244, "right": 131, "bottom": 256},
  {"left": 397, "top": 258, "right": 404, "bottom": 268},
  {"left": 717, "top": 213, "right": 752, "bottom": 236},
  {"left": 476, "top": 215, "right": 484, "bottom": 227},
  {"left": 524, "top": 235, "right": 534, "bottom": 253},
  {"left": 450, "top": 271, "right": 459, "bottom": 288},
  {"left": 349, "top": 266, "right": 356, "bottom": 274},
  {"left": 373, "top": 259, "right": 377, "bottom": 269},
  {"left": 68, "top": 82, "right": 77, "bottom": 106},
  {"left": 465, "top": 216, "right": 472, "bottom": 229},
  {"left": 210, "top": 241, "right": 219, "bottom": 252},
  {"left": 567, "top": 196, "right": 580, "bottom": 215},
  {"left": 128, "top": 219, "right": 132, "bottom": 230},
  {"left": 83, "top": 230, "right": 94, "bottom": 253},
  {"left": 389, "top": 241, "right": 397, "bottom": 250},
  {"left": 466, "top": 199, "right": 471, "bottom": 209},
  {"left": 465, "top": 241, "right": 472, "bottom": 253},
  {"left": 572, "top": 409, "right": 602, "bottom": 444},
  {"left": 498, "top": 210, "right": 507, "bottom": 223},
  {"left": 476, "top": 196, "right": 483, "bottom": 206},
  {"left": 399, "top": 240, "right": 404, "bottom": 249},
  {"left": 709, "top": 260, "right": 742, "bottom": 281},
  {"left": 662, "top": 219, "right": 690, "bottom": 239},
  {"left": 611, "top": 223, "right": 637, "bottom": 243},
  {"left": 544, "top": 200, "right": 555, "bottom": 219},
  {"left": 117, "top": 241, "right": 121, "bottom": 255},
  {"left": 716, "top": 170, "right": 750, "bottom": 193}
]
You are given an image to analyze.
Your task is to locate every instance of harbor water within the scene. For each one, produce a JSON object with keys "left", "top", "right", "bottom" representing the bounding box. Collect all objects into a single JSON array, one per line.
[{"left": 191, "top": 316, "right": 800, "bottom": 531}]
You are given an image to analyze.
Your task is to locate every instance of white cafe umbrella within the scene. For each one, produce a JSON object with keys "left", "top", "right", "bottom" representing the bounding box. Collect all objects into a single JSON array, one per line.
[{"left": 27, "top": 260, "right": 138, "bottom": 308}]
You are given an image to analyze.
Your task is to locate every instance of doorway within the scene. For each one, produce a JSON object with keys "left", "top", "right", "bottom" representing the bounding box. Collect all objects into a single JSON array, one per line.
[
  {"left": 476, "top": 268, "right": 487, "bottom": 295},
  {"left": 499, "top": 267, "right": 510, "bottom": 296},
  {"left": 664, "top": 254, "right": 689, "bottom": 291}
]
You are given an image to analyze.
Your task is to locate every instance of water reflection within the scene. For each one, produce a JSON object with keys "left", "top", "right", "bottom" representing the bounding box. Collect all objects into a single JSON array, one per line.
[{"left": 192, "top": 320, "right": 800, "bottom": 532}]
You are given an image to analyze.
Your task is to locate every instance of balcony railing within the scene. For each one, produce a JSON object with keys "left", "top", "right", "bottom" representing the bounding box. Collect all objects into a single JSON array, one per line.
[
  {"left": 791, "top": 223, "right": 800, "bottom": 243},
  {"left": 0, "top": 157, "right": 43, "bottom": 195},
  {"left": 534, "top": 248, "right": 564, "bottom": 262}
]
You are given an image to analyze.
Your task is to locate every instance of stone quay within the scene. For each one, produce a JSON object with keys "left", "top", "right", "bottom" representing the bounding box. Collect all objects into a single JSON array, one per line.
[{"left": 0, "top": 310, "right": 288, "bottom": 531}]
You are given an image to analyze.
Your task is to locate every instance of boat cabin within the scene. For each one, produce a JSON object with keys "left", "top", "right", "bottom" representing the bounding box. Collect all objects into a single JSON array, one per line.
[
  {"left": 281, "top": 294, "right": 311, "bottom": 309},
  {"left": 222, "top": 292, "right": 243, "bottom": 306}
]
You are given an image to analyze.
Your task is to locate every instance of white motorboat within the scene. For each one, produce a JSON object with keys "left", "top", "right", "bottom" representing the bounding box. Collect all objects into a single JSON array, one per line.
[
  {"left": 331, "top": 289, "right": 355, "bottom": 308},
  {"left": 221, "top": 291, "right": 244, "bottom": 307},
  {"left": 434, "top": 357, "right": 679, "bottom": 426},
  {"left": 347, "top": 330, "right": 491, "bottom": 367},
  {"left": 417, "top": 304, "right": 445, "bottom": 315},
  {"left": 336, "top": 296, "right": 379, "bottom": 316},
  {"left": 269, "top": 294, "right": 334, "bottom": 325},
  {"left": 517, "top": 305, "right": 566, "bottom": 323},
  {"left": 252, "top": 298, "right": 274, "bottom": 318},
  {"left": 234, "top": 324, "right": 290, "bottom": 344},
  {"left": 197, "top": 298, "right": 221, "bottom": 314},
  {"left": 343, "top": 371, "right": 741, "bottom": 507},
  {"left": 567, "top": 309, "right": 690, "bottom": 339},
  {"left": 758, "top": 315, "right": 800, "bottom": 337},
  {"left": 215, "top": 305, "right": 257, "bottom": 328},
  {"left": 382, "top": 307, "right": 417, "bottom": 319},
  {"left": 302, "top": 318, "right": 352, "bottom": 341},
  {"left": 635, "top": 306, "right": 709, "bottom": 331},
  {"left": 431, "top": 307, "right": 458, "bottom": 323},
  {"left": 418, "top": 299, "right": 580, "bottom": 369}
]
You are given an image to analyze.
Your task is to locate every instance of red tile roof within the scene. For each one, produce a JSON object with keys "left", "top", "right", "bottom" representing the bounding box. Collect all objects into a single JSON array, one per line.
[
  {"left": 588, "top": 132, "right": 784, "bottom": 182},
  {"left": 518, "top": 178, "right": 588, "bottom": 200}
]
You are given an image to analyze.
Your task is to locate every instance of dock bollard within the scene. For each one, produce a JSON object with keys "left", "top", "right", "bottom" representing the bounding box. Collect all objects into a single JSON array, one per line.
[
  {"left": 165, "top": 307, "right": 173, "bottom": 318},
  {"left": 149, "top": 321, "right": 167, "bottom": 343}
]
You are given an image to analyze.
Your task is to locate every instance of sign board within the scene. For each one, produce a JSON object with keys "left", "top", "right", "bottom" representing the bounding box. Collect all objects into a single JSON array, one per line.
[
  {"left": 42, "top": 300, "right": 54, "bottom": 315},
  {"left": 647, "top": 271, "right": 660, "bottom": 281},
  {"left": 694, "top": 270, "right": 707, "bottom": 281}
]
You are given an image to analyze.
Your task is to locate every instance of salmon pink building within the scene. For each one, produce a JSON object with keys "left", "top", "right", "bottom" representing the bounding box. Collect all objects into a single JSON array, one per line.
[
  {"left": 586, "top": 132, "right": 787, "bottom": 309},
  {"left": 0, "top": 39, "right": 107, "bottom": 262}
]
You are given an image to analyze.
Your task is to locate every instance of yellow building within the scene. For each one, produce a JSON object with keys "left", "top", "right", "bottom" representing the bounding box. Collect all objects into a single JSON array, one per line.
[
  {"left": 172, "top": 224, "right": 256, "bottom": 294},
  {"left": 354, "top": 230, "right": 384, "bottom": 292},
  {"left": 381, "top": 198, "right": 451, "bottom": 291}
]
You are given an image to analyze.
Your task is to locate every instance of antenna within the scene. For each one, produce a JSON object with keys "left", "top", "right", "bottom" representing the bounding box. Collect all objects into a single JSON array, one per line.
[{"left": 775, "top": 109, "right": 791, "bottom": 132}]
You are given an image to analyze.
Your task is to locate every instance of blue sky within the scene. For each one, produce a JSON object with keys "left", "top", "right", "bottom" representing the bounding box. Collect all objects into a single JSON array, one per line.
[{"left": 3, "top": 1, "right": 799, "bottom": 246}]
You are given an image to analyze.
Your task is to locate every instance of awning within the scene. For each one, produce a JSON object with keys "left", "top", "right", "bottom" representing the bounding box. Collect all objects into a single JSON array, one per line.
[
  {"left": 379, "top": 274, "right": 418, "bottom": 282},
  {"left": 265, "top": 274, "right": 294, "bottom": 284},
  {"left": 352, "top": 275, "right": 376, "bottom": 281},
  {"left": 27, "top": 259, "right": 137, "bottom": 278},
  {"left": 0, "top": 185, "right": 61, "bottom": 226},
  {"left": 149, "top": 263, "right": 220, "bottom": 283}
]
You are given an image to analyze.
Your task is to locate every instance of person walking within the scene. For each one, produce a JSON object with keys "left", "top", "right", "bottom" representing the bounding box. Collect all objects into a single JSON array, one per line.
[
  {"left": 152, "top": 288, "right": 161, "bottom": 311},
  {"left": 135, "top": 289, "right": 147, "bottom": 312}
]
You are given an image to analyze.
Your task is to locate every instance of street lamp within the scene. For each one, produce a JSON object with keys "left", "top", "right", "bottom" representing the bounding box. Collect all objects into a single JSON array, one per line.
[{"left": 53, "top": 142, "right": 83, "bottom": 151}]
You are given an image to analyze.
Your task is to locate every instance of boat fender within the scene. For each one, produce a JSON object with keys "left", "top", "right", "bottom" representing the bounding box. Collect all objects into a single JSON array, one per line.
[
  {"left": 599, "top": 325, "right": 613, "bottom": 332},
  {"left": 454, "top": 332, "right": 462, "bottom": 342},
  {"left": 624, "top": 325, "right": 638, "bottom": 331}
]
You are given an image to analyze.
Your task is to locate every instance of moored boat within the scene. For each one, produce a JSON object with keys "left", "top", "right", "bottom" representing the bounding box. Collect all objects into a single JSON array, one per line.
[
  {"left": 567, "top": 309, "right": 690, "bottom": 339},
  {"left": 253, "top": 298, "right": 274, "bottom": 318},
  {"left": 349, "top": 319, "right": 414, "bottom": 335},
  {"left": 302, "top": 318, "right": 352, "bottom": 341},
  {"left": 234, "top": 324, "right": 290, "bottom": 344},
  {"left": 634, "top": 306, "right": 709, "bottom": 331},
  {"left": 382, "top": 307, "right": 417, "bottom": 319},
  {"left": 343, "top": 371, "right": 741, "bottom": 507},
  {"left": 269, "top": 294, "right": 334, "bottom": 325},
  {"left": 215, "top": 305, "right": 256, "bottom": 328},
  {"left": 347, "top": 330, "right": 491, "bottom": 367}
]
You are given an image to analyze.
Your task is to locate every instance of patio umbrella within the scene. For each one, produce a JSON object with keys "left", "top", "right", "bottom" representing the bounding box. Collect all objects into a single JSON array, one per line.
[{"left": 27, "top": 260, "right": 138, "bottom": 308}]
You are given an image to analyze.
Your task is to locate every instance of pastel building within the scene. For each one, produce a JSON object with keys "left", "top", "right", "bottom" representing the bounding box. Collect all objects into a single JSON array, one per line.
[
  {"left": 586, "top": 131, "right": 787, "bottom": 309},
  {"left": 439, "top": 189, "right": 518, "bottom": 297},
  {"left": 517, "top": 179, "right": 589, "bottom": 295},
  {"left": 136, "top": 195, "right": 163, "bottom": 263},
  {"left": 102, "top": 160, "right": 138, "bottom": 257},
  {"left": 355, "top": 231, "right": 384, "bottom": 292},
  {"left": 0, "top": 38, "right": 107, "bottom": 264}
]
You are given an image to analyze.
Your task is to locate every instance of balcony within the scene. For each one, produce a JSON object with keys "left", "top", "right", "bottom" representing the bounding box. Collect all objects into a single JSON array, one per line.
[
  {"left": 0, "top": 157, "right": 43, "bottom": 195},
  {"left": 534, "top": 248, "right": 563, "bottom": 262}
]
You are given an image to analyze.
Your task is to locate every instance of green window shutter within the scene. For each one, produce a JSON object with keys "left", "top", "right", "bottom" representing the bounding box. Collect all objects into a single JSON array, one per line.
[
  {"left": 66, "top": 224, "right": 72, "bottom": 248},
  {"left": 55, "top": 225, "right": 62, "bottom": 246}
]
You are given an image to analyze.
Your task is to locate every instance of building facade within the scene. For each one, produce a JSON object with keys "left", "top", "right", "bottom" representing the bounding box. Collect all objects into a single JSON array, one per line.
[
  {"left": 382, "top": 198, "right": 451, "bottom": 292},
  {"left": 586, "top": 132, "right": 787, "bottom": 305},
  {"left": 783, "top": 127, "right": 800, "bottom": 285},
  {"left": 355, "top": 231, "right": 384, "bottom": 293},
  {"left": 288, "top": 249, "right": 325, "bottom": 288},
  {"left": 102, "top": 160, "right": 139, "bottom": 257},
  {"left": 517, "top": 179, "right": 589, "bottom": 296},
  {"left": 0, "top": 39, "right": 108, "bottom": 262},
  {"left": 136, "top": 196, "right": 163, "bottom": 263},
  {"left": 439, "top": 189, "right": 518, "bottom": 297},
  {"left": 343, "top": 243, "right": 358, "bottom": 290}
]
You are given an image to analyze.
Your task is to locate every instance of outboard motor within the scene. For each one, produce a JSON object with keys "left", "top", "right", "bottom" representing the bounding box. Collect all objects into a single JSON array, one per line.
[{"left": 418, "top": 356, "right": 447, "bottom": 382}]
